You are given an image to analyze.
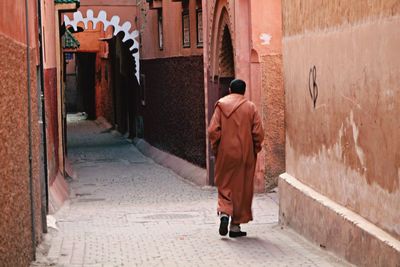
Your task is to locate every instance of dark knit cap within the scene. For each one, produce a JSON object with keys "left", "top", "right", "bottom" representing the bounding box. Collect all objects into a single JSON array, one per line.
[{"left": 230, "top": 79, "right": 246, "bottom": 95}]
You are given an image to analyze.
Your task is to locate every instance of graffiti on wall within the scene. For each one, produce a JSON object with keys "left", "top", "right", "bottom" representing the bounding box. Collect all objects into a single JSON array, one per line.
[{"left": 308, "top": 65, "right": 318, "bottom": 109}]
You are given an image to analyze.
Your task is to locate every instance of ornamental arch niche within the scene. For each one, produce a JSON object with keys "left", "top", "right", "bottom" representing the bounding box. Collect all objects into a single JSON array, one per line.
[
  {"left": 206, "top": 2, "right": 235, "bottom": 185},
  {"left": 64, "top": 9, "right": 140, "bottom": 83},
  {"left": 217, "top": 24, "right": 234, "bottom": 98},
  {"left": 208, "top": 5, "right": 235, "bottom": 107}
]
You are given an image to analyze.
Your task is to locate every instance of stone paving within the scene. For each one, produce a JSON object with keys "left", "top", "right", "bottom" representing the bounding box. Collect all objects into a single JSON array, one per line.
[{"left": 32, "top": 117, "right": 351, "bottom": 267}]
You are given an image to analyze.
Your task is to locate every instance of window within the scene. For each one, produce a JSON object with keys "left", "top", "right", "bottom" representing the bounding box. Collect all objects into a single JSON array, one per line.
[
  {"left": 157, "top": 9, "right": 163, "bottom": 50},
  {"left": 182, "top": 10, "right": 190, "bottom": 48},
  {"left": 196, "top": 9, "right": 203, "bottom": 47}
]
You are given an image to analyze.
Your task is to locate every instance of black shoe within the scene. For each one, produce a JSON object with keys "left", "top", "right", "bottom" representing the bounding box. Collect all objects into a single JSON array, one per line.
[
  {"left": 229, "top": 231, "right": 247, "bottom": 238},
  {"left": 219, "top": 217, "right": 229, "bottom": 236}
]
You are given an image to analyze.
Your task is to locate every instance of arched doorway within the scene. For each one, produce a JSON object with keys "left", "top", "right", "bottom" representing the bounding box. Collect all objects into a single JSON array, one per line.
[
  {"left": 217, "top": 25, "right": 234, "bottom": 99},
  {"left": 64, "top": 9, "right": 140, "bottom": 82},
  {"left": 63, "top": 9, "right": 140, "bottom": 137},
  {"left": 207, "top": 6, "right": 235, "bottom": 184}
]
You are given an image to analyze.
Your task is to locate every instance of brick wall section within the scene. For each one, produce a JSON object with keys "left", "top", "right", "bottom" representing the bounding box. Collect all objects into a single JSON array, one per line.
[
  {"left": 0, "top": 33, "right": 42, "bottom": 266},
  {"left": 140, "top": 56, "right": 206, "bottom": 168},
  {"left": 282, "top": 0, "right": 400, "bottom": 36}
]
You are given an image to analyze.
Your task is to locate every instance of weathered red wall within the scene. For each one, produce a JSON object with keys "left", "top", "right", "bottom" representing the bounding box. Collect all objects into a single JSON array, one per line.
[
  {"left": 0, "top": 34, "right": 42, "bottom": 267},
  {"left": 282, "top": 0, "right": 400, "bottom": 240},
  {"left": 261, "top": 54, "right": 285, "bottom": 189},
  {"left": 95, "top": 55, "right": 114, "bottom": 124}
]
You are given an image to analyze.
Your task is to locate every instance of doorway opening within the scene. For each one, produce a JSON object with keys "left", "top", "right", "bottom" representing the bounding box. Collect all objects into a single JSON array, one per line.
[
  {"left": 109, "top": 33, "right": 139, "bottom": 138},
  {"left": 217, "top": 25, "right": 235, "bottom": 99}
]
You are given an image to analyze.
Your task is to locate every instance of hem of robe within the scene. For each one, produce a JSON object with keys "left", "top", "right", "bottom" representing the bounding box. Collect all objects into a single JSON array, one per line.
[
  {"left": 231, "top": 216, "right": 253, "bottom": 225},
  {"left": 217, "top": 207, "right": 253, "bottom": 225},
  {"left": 217, "top": 207, "right": 233, "bottom": 218}
]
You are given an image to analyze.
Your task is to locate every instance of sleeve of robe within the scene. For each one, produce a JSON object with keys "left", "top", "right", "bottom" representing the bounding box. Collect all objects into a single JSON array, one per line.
[
  {"left": 252, "top": 106, "right": 264, "bottom": 154},
  {"left": 208, "top": 106, "right": 222, "bottom": 156}
]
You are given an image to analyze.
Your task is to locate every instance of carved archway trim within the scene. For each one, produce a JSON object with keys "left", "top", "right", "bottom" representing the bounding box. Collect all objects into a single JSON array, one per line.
[
  {"left": 64, "top": 9, "right": 140, "bottom": 83},
  {"left": 215, "top": 9, "right": 234, "bottom": 78},
  {"left": 209, "top": 2, "right": 234, "bottom": 79}
]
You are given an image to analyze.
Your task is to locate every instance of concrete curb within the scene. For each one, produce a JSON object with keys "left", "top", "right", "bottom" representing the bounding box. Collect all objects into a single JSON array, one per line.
[
  {"left": 48, "top": 171, "right": 69, "bottom": 214},
  {"left": 133, "top": 138, "right": 207, "bottom": 187}
]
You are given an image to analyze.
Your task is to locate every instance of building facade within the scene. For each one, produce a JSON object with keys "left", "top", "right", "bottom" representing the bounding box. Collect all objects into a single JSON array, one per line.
[
  {"left": 62, "top": 0, "right": 284, "bottom": 192},
  {"left": 138, "top": 0, "right": 206, "bottom": 168},
  {"left": 203, "top": 0, "right": 285, "bottom": 191},
  {"left": 279, "top": 0, "right": 400, "bottom": 265}
]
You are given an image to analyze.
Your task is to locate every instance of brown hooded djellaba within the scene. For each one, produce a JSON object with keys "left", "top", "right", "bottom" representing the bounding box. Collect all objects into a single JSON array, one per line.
[{"left": 208, "top": 93, "right": 264, "bottom": 224}]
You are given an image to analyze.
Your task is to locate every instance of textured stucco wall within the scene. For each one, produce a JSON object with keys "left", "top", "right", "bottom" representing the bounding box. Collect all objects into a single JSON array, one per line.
[
  {"left": 282, "top": 0, "right": 400, "bottom": 36},
  {"left": 261, "top": 54, "right": 285, "bottom": 190},
  {"left": 283, "top": 1, "right": 400, "bottom": 239},
  {"left": 0, "top": 33, "right": 43, "bottom": 266},
  {"left": 140, "top": 56, "right": 206, "bottom": 168}
]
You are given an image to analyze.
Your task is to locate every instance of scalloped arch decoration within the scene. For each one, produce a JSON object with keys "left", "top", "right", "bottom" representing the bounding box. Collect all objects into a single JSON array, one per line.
[{"left": 64, "top": 9, "right": 140, "bottom": 83}]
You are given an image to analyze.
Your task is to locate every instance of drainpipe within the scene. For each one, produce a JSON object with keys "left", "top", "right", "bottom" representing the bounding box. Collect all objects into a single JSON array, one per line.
[
  {"left": 25, "top": 0, "right": 36, "bottom": 259},
  {"left": 37, "top": 0, "right": 49, "bottom": 232}
]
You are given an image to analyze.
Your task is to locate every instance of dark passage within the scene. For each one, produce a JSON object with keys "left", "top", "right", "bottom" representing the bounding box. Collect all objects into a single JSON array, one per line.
[{"left": 76, "top": 53, "right": 96, "bottom": 120}]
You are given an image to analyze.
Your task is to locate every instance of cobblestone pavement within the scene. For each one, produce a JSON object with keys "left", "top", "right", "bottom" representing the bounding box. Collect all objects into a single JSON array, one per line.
[{"left": 32, "top": 117, "right": 351, "bottom": 267}]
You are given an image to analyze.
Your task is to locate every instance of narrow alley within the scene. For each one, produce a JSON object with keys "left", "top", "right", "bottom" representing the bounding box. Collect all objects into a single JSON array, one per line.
[
  {"left": 2, "top": 1, "right": 400, "bottom": 266},
  {"left": 32, "top": 117, "right": 349, "bottom": 267}
]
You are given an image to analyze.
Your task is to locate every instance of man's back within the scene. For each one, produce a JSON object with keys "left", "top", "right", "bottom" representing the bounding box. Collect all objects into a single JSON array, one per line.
[
  {"left": 207, "top": 79, "right": 264, "bottom": 237},
  {"left": 214, "top": 93, "right": 260, "bottom": 165}
]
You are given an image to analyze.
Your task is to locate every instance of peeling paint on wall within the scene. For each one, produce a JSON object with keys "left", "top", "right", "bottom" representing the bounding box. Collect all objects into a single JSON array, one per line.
[
  {"left": 283, "top": 14, "right": 400, "bottom": 238},
  {"left": 348, "top": 111, "right": 366, "bottom": 173},
  {"left": 260, "top": 33, "right": 272, "bottom": 45}
]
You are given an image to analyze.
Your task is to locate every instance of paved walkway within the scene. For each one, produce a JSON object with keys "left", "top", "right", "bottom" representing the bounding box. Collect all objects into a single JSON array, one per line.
[{"left": 32, "top": 117, "right": 351, "bottom": 267}]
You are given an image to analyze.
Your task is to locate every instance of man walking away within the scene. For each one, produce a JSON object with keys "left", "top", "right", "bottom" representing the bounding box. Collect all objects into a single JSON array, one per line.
[{"left": 208, "top": 79, "right": 264, "bottom": 238}]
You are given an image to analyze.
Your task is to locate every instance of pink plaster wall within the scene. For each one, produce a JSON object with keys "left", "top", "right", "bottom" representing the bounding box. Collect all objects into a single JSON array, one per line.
[
  {"left": 42, "top": 0, "right": 57, "bottom": 69},
  {"left": 139, "top": 0, "right": 203, "bottom": 59},
  {"left": 78, "top": 0, "right": 138, "bottom": 27},
  {"left": 73, "top": 25, "right": 103, "bottom": 52},
  {"left": 283, "top": 1, "right": 400, "bottom": 239},
  {"left": 0, "top": 0, "right": 39, "bottom": 48}
]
